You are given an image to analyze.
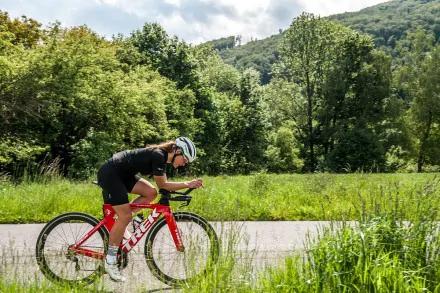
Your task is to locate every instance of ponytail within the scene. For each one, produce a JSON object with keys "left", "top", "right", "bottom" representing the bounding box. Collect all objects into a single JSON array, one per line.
[{"left": 145, "top": 141, "right": 176, "bottom": 152}]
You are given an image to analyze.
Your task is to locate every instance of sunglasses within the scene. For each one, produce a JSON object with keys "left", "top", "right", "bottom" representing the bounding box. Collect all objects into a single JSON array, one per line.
[{"left": 177, "top": 148, "right": 189, "bottom": 163}]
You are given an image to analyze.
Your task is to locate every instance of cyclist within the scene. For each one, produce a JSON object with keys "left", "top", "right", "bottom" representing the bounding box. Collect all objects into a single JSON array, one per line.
[{"left": 97, "top": 137, "right": 203, "bottom": 282}]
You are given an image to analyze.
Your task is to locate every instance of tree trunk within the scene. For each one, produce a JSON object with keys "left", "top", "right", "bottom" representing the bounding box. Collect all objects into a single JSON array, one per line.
[
  {"left": 306, "top": 73, "right": 315, "bottom": 172},
  {"left": 417, "top": 110, "right": 432, "bottom": 173}
]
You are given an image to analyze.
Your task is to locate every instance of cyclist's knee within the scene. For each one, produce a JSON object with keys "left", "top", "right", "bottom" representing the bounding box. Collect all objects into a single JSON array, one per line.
[
  {"left": 149, "top": 188, "right": 158, "bottom": 199},
  {"left": 140, "top": 188, "right": 157, "bottom": 200}
]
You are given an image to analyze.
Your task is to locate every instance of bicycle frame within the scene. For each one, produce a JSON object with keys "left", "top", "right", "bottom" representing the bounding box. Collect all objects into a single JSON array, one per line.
[{"left": 70, "top": 203, "right": 184, "bottom": 260}]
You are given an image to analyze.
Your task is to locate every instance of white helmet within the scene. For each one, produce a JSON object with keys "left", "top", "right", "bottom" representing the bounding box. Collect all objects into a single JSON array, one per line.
[{"left": 176, "top": 137, "right": 197, "bottom": 163}]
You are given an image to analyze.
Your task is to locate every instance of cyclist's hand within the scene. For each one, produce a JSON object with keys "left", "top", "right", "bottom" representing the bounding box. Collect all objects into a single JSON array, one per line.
[{"left": 187, "top": 179, "right": 204, "bottom": 189}]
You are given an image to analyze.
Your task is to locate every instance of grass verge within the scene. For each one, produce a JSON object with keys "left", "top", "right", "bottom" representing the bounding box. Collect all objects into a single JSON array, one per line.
[{"left": 0, "top": 173, "right": 438, "bottom": 223}]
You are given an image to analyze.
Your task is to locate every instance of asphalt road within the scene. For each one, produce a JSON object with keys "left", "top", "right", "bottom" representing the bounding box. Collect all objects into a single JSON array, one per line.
[{"left": 0, "top": 221, "right": 332, "bottom": 292}]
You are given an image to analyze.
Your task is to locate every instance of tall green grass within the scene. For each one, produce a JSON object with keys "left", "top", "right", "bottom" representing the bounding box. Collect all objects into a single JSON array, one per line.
[
  {"left": 0, "top": 173, "right": 438, "bottom": 223},
  {"left": 258, "top": 178, "right": 440, "bottom": 292},
  {"left": 181, "top": 221, "right": 261, "bottom": 293}
]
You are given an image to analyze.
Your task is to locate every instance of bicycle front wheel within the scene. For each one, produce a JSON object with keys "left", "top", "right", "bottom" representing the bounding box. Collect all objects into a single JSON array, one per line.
[
  {"left": 35, "top": 212, "right": 108, "bottom": 285},
  {"left": 144, "top": 212, "right": 219, "bottom": 287}
]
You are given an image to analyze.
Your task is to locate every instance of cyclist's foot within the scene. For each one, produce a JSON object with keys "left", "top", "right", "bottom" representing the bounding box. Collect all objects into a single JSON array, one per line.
[{"left": 105, "top": 261, "right": 126, "bottom": 282}]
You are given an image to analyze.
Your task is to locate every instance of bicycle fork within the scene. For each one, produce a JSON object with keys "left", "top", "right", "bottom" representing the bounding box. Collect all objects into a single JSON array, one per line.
[{"left": 164, "top": 212, "right": 185, "bottom": 252}]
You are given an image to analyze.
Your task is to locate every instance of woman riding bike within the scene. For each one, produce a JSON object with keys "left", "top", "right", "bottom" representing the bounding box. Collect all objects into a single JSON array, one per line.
[{"left": 97, "top": 137, "right": 203, "bottom": 282}]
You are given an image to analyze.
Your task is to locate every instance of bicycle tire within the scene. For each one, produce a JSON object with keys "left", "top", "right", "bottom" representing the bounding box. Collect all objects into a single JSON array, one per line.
[
  {"left": 144, "top": 212, "right": 220, "bottom": 287},
  {"left": 35, "top": 212, "right": 109, "bottom": 285}
]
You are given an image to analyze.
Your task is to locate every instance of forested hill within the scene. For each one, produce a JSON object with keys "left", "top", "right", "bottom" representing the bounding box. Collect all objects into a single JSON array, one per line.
[
  {"left": 213, "top": 0, "right": 440, "bottom": 84},
  {"left": 327, "top": 0, "right": 440, "bottom": 51}
]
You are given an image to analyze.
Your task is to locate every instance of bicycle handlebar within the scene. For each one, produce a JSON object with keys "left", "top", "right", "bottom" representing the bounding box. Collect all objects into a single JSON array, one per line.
[
  {"left": 158, "top": 188, "right": 195, "bottom": 207},
  {"left": 159, "top": 188, "right": 195, "bottom": 196}
]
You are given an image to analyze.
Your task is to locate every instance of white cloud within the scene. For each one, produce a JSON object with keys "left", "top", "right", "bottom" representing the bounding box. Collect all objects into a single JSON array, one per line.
[
  {"left": 297, "top": 0, "right": 389, "bottom": 17},
  {"left": 0, "top": 0, "right": 391, "bottom": 44},
  {"left": 164, "top": 0, "right": 181, "bottom": 5},
  {"left": 98, "top": 0, "right": 119, "bottom": 5}
]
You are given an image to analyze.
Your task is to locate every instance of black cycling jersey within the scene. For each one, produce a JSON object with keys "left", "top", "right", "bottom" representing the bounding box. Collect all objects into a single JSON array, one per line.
[
  {"left": 110, "top": 148, "right": 168, "bottom": 176},
  {"left": 97, "top": 148, "right": 168, "bottom": 205}
]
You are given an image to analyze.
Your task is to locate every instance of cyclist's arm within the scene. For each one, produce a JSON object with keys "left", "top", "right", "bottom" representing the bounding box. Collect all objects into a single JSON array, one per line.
[{"left": 154, "top": 175, "right": 203, "bottom": 191}]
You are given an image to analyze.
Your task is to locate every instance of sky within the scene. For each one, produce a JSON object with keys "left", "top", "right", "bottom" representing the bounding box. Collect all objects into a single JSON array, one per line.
[{"left": 0, "top": 0, "right": 390, "bottom": 44}]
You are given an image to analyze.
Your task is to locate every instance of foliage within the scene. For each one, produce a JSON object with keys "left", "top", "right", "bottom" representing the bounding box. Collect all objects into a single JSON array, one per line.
[
  {"left": 129, "top": 22, "right": 198, "bottom": 90},
  {"left": 0, "top": 138, "right": 47, "bottom": 167},
  {"left": 326, "top": 128, "right": 385, "bottom": 172},
  {"left": 328, "top": 0, "right": 440, "bottom": 52},
  {"left": 205, "top": 35, "right": 237, "bottom": 51},
  {"left": 219, "top": 34, "right": 281, "bottom": 84},
  {"left": 394, "top": 28, "right": 440, "bottom": 172},
  {"left": 29, "top": 26, "right": 176, "bottom": 175},
  {"left": 274, "top": 13, "right": 392, "bottom": 172},
  {"left": 67, "top": 129, "right": 120, "bottom": 179},
  {"left": 0, "top": 2, "right": 440, "bottom": 176},
  {"left": 0, "top": 10, "right": 44, "bottom": 48},
  {"left": 265, "top": 126, "right": 303, "bottom": 173}
]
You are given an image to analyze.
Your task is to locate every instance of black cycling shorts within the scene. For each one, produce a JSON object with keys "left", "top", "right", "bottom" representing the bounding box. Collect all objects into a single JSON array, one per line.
[{"left": 97, "top": 161, "right": 140, "bottom": 206}]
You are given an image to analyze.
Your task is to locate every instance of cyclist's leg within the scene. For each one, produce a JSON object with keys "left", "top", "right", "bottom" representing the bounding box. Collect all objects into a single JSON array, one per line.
[
  {"left": 129, "top": 177, "right": 158, "bottom": 213},
  {"left": 98, "top": 167, "right": 132, "bottom": 247},
  {"left": 98, "top": 165, "right": 131, "bottom": 282},
  {"left": 105, "top": 203, "right": 131, "bottom": 282},
  {"left": 109, "top": 204, "right": 132, "bottom": 246}
]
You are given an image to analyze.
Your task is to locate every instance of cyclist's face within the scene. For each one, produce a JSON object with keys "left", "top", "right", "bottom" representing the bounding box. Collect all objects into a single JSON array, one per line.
[{"left": 174, "top": 150, "right": 188, "bottom": 167}]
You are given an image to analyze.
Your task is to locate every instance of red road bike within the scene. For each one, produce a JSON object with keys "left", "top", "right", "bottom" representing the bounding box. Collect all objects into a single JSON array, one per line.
[{"left": 35, "top": 188, "right": 219, "bottom": 287}]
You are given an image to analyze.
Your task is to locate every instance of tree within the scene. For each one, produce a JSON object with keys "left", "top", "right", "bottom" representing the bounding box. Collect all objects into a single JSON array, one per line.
[
  {"left": 0, "top": 11, "right": 44, "bottom": 128},
  {"left": 275, "top": 13, "right": 392, "bottom": 172},
  {"left": 322, "top": 49, "right": 392, "bottom": 172},
  {"left": 205, "top": 36, "right": 236, "bottom": 51},
  {"left": 129, "top": 22, "right": 198, "bottom": 90},
  {"left": 0, "top": 11, "right": 44, "bottom": 48},
  {"left": 265, "top": 126, "right": 303, "bottom": 173},
  {"left": 394, "top": 28, "right": 436, "bottom": 105},
  {"left": 0, "top": 25, "right": 47, "bottom": 173},
  {"left": 408, "top": 45, "right": 440, "bottom": 172},
  {"left": 275, "top": 13, "right": 341, "bottom": 171},
  {"left": 394, "top": 28, "right": 439, "bottom": 172},
  {"left": 237, "top": 68, "right": 267, "bottom": 173},
  {"left": 12, "top": 25, "right": 180, "bottom": 177}
]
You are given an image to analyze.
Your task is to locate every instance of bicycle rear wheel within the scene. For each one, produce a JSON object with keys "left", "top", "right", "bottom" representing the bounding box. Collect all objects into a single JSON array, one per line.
[
  {"left": 35, "top": 212, "right": 108, "bottom": 285},
  {"left": 144, "top": 212, "right": 220, "bottom": 287}
]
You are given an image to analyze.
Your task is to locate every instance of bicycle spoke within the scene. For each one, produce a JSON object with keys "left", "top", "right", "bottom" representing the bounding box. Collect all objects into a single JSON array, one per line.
[{"left": 145, "top": 213, "right": 219, "bottom": 286}]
